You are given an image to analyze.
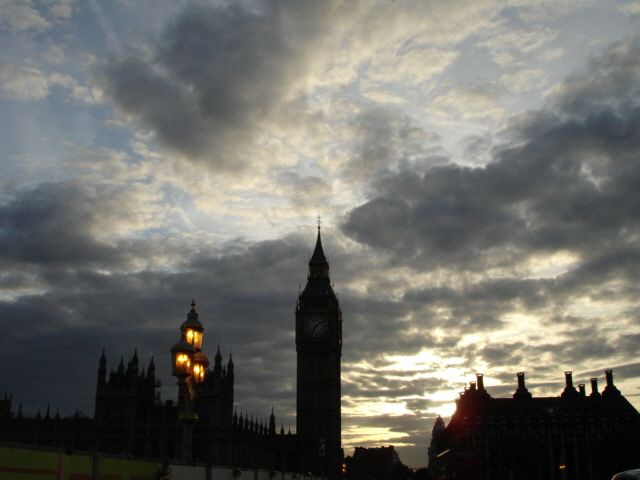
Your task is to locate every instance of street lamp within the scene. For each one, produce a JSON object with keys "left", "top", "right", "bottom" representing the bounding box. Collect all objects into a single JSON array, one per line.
[{"left": 170, "top": 300, "right": 209, "bottom": 462}]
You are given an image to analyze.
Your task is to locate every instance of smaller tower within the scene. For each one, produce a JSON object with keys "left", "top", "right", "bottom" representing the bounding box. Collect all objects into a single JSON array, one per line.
[{"left": 96, "top": 350, "right": 107, "bottom": 395}]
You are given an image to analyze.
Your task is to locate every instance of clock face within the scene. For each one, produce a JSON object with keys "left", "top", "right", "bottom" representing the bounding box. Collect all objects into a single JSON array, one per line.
[{"left": 305, "top": 315, "right": 328, "bottom": 338}]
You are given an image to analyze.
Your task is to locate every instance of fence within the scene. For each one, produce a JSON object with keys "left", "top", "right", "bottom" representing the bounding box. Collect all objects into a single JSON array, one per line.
[{"left": 0, "top": 441, "right": 318, "bottom": 480}]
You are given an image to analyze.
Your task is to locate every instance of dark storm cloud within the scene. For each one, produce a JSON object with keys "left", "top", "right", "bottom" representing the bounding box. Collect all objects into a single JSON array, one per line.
[
  {"left": 96, "top": 1, "right": 324, "bottom": 167},
  {"left": 0, "top": 181, "right": 125, "bottom": 267}
]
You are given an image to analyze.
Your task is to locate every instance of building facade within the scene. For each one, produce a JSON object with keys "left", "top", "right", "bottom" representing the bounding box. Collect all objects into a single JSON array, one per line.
[
  {"left": 93, "top": 349, "right": 176, "bottom": 458},
  {"left": 0, "top": 395, "right": 94, "bottom": 452},
  {"left": 428, "top": 371, "right": 640, "bottom": 480}
]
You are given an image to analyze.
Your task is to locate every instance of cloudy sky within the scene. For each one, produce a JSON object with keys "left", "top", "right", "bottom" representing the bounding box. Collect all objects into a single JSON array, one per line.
[{"left": 2, "top": 0, "right": 640, "bottom": 468}]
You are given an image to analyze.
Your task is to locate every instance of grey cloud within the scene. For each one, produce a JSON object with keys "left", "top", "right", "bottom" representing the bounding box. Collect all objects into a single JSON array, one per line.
[
  {"left": 97, "top": 56, "right": 206, "bottom": 157},
  {"left": 345, "top": 413, "right": 424, "bottom": 432},
  {"left": 548, "top": 249, "right": 640, "bottom": 304},
  {"left": 158, "top": 4, "right": 295, "bottom": 123},
  {"left": 551, "top": 38, "right": 640, "bottom": 117},
  {"left": 401, "top": 281, "right": 528, "bottom": 334},
  {"left": 0, "top": 2, "right": 54, "bottom": 33},
  {"left": 460, "top": 133, "right": 493, "bottom": 162},
  {"left": 335, "top": 39, "right": 640, "bottom": 408},
  {"left": 345, "top": 108, "right": 446, "bottom": 182},
  {"left": 96, "top": 2, "right": 324, "bottom": 169},
  {"left": 525, "top": 335, "right": 618, "bottom": 366},
  {"left": 478, "top": 343, "right": 525, "bottom": 366},
  {"left": 617, "top": 334, "right": 640, "bottom": 356},
  {"left": 581, "top": 362, "right": 640, "bottom": 382},
  {"left": 343, "top": 307, "right": 445, "bottom": 359},
  {"left": 275, "top": 172, "right": 333, "bottom": 207},
  {"left": 342, "top": 42, "right": 640, "bottom": 273},
  {"left": 0, "top": 181, "right": 127, "bottom": 267}
]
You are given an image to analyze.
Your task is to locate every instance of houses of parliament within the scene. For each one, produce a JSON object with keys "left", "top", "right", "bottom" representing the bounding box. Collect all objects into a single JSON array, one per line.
[{"left": 0, "top": 227, "right": 344, "bottom": 477}]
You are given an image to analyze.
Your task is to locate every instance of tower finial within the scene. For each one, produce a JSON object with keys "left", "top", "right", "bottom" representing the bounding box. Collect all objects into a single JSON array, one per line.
[
  {"left": 190, "top": 300, "right": 196, "bottom": 311},
  {"left": 308, "top": 220, "right": 329, "bottom": 277}
]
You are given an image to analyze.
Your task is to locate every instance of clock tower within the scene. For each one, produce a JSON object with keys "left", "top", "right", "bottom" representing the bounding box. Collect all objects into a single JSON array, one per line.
[{"left": 296, "top": 225, "right": 343, "bottom": 477}]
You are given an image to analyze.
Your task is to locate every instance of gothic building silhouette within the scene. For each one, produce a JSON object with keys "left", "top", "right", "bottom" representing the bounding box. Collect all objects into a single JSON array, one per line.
[
  {"left": 0, "top": 227, "right": 342, "bottom": 475},
  {"left": 92, "top": 338, "right": 298, "bottom": 469},
  {"left": 428, "top": 371, "right": 640, "bottom": 480}
]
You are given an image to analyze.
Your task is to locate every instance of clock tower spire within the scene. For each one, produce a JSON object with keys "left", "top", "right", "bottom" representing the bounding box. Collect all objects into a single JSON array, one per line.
[
  {"left": 309, "top": 223, "right": 329, "bottom": 279},
  {"left": 296, "top": 224, "right": 343, "bottom": 477}
]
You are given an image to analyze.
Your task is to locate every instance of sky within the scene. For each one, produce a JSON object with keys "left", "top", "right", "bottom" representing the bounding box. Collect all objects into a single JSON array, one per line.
[{"left": 1, "top": 0, "right": 640, "bottom": 469}]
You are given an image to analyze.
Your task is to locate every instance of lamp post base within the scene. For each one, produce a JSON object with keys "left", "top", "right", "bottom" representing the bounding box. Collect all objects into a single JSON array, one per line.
[{"left": 179, "top": 413, "right": 198, "bottom": 463}]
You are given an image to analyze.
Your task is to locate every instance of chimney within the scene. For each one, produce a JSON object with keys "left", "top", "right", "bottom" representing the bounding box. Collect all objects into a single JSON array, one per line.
[
  {"left": 579, "top": 384, "right": 586, "bottom": 396},
  {"left": 476, "top": 373, "right": 485, "bottom": 391},
  {"left": 513, "top": 372, "right": 532, "bottom": 400},
  {"left": 602, "top": 369, "right": 621, "bottom": 397},
  {"left": 605, "top": 370, "right": 614, "bottom": 387},
  {"left": 565, "top": 371, "right": 574, "bottom": 388},
  {"left": 469, "top": 381, "right": 476, "bottom": 392},
  {"left": 561, "top": 371, "right": 579, "bottom": 398},
  {"left": 590, "top": 378, "right": 601, "bottom": 397}
]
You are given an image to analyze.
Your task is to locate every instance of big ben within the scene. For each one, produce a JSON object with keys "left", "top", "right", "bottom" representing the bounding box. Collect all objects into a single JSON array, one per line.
[{"left": 296, "top": 225, "right": 343, "bottom": 477}]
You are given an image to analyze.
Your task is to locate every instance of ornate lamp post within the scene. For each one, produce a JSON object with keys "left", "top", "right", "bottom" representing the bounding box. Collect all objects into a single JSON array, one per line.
[{"left": 170, "top": 301, "right": 210, "bottom": 462}]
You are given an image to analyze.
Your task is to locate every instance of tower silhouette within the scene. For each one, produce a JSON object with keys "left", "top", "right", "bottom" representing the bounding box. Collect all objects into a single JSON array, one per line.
[{"left": 295, "top": 225, "right": 343, "bottom": 476}]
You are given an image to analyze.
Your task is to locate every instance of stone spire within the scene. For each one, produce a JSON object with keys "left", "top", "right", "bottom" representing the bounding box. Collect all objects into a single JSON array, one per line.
[
  {"left": 269, "top": 407, "right": 276, "bottom": 435},
  {"left": 301, "top": 224, "right": 336, "bottom": 300},
  {"left": 308, "top": 223, "right": 329, "bottom": 279}
]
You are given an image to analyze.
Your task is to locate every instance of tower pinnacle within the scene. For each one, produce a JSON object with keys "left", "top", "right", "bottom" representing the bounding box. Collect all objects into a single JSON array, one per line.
[{"left": 308, "top": 225, "right": 329, "bottom": 279}]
